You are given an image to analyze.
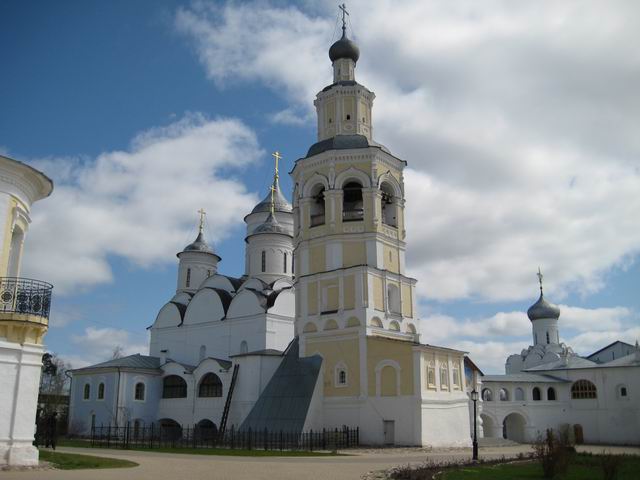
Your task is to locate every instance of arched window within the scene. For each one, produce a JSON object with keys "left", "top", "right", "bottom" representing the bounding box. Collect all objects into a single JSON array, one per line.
[
  {"left": 380, "top": 182, "right": 397, "bottom": 227},
  {"left": 532, "top": 387, "right": 541, "bottom": 401},
  {"left": 339, "top": 370, "right": 347, "bottom": 385},
  {"left": 515, "top": 387, "right": 525, "bottom": 401},
  {"left": 135, "top": 382, "right": 145, "bottom": 401},
  {"left": 240, "top": 341, "right": 248, "bottom": 354},
  {"left": 571, "top": 379, "right": 597, "bottom": 399},
  {"left": 499, "top": 388, "right": 510, "bottom": 401},
  {"left": 310, "top": 185, "right": 325, "bottom": 226},
  {"left": 97, "top": 383, "right": 105, "bottom": 400},
  {"left": 199, "top": 345, "right": 206, "bottom": 361},
  {"left": 387, "top": 284, "right": 401, "bottom": 314},
  {"left": 342, "top": 181, "right": 363, "bottom": 221},
  {"left": 452, "top": 363, "right": 461, "bottom": 389},
  {"left": 7, "top": 225, "right": 24, "bottom": 277},
  {"left": 261, "top": 251, "right": 266, "bottom": 272},
  {"left": 186, "top": 268, "right": 191, "bottom": 288},
  {"left": 83, "top": 383, "right": 91, "bottom": 400},
  {"left": 162, "top": 375, "right": 187, "bottom": 399},
  {"left": 426, "top": 361, "right": 436, "bottom": 388},
  {"left": 335, "top": 363, "right": 348, "bottom": 387},
  {"left": 284, "top": 252, "right": 287, "bottom": 273},
  {"left": 481, "top": 388, "right": 493, "bottom": 401},
  {"left": 546, "top": 331, "right": 550, "bottom": 344},
  {"left": 198, "top": 373, "right": 223, "bottom": 398},
  {"left": 547, "top": 387, "right": 556, "bottom": 401},
  {"left": 440, "top": 362, "right": 449, "bottom": 390}
]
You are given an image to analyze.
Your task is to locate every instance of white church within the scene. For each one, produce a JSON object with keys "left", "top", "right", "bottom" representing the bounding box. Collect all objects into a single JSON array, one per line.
[
  {"left": 67, "top": 13, "right": 640, "bottom": 448},
  {"left": 68, "top": 20, "right": 472, "bottom": 447}
]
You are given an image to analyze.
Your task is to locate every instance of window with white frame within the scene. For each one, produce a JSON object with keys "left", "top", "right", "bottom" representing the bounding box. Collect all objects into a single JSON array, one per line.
[
  {"left": 134, "top": 382, "right": 145, "bottom": 401},
  {"left": 452, "top": 363, "right": 461, "bottom": 389},
  {"left": 426, "top": 360, "right": 436, "bottom": 389},
  {"left": 335, "top": 362, "right": 348, "bottom": 387},
  {"left": 439, "top": 361, "right": 449, "bottom": 390}
]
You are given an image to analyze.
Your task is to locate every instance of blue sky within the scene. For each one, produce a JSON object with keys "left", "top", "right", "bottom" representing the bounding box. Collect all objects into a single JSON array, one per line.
[{"left": 1, "top": 0, "right": 638, "bottom": 372}]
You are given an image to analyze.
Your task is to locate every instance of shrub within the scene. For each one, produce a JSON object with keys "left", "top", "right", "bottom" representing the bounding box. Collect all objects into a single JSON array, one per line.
[
  {"left": 600, "top": 452, "right": 623, "bottom": 480},
  {"left": 532, "top": 428, "right": 574, "bottom": 479}
]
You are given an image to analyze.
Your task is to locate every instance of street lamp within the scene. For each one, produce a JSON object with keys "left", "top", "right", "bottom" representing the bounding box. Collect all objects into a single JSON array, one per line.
[{"left": 471, "top": 389, "right": 479, "bottom": 461}]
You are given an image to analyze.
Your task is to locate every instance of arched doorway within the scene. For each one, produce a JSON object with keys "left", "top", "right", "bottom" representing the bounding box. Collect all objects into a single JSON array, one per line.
[
  {"left": 503, "top": 413, "right": 527, "bottom": 443},
  {"left": 480, "top": 414, "right": 498, "bottom": 438},
  {"left": 158, "top": 418, "right": 182, "bottom": 441},
  {"left": 195, "top": 419, "right": 218, "bottom": 444}
]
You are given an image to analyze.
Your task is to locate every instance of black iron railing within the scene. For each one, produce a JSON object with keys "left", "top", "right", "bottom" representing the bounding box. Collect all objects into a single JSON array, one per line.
[
  {"left": 90, "top": 423, "right": 359, "bottom": 452},
  {"left": 0, "top": 277, "right": 53, "bottom": 320}
]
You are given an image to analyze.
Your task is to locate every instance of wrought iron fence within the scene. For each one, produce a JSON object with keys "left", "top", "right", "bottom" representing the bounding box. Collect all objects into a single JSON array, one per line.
[
  {"left": 90, "top": 423, "right": 359, "bottom": 452},
  {"left": 0, "top": 277, "right": 53, "bottom": 319}
]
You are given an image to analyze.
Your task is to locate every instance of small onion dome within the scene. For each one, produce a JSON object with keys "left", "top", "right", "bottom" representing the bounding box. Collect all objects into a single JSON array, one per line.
[
  {"left": 251, "top": 212, "right": 292, "bottom": 237},
  {"left": 527, "top": 293, "right": 561, "bottom": 321},
  {"left": 250, "top": 182, "right": 292, "bottom": 215},
  {"left": 177, "top": 231, "right": 220, "bottom": 260},
  {"left": 329, "top": 31, "right": 360, "bottom": 63}
]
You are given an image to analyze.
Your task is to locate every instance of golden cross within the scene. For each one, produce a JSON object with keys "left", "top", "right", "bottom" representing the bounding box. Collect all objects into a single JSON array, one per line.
[
  {"left": 197, "top": 208, "right": 206, "bottom": 233},
  {"left": 272, "top": 151, "right": 282, "bottom": 181},
  {"left": 537, "top": 267, "right": 544, "bottom": 294}
]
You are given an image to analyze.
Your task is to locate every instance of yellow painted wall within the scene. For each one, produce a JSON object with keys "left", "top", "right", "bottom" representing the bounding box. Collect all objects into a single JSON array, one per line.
[
  {"left": 307, "top": 281, "right": 318, "bottom": 315},
  {"left": 372, "top": 276, "right": 384, "bottom": 311},
  {"left": 0, "top": 198, "right": 18, "bottom": 276},
  {"left": 343, "top": 241, "right": 366, "bottom": 268},
  {"left": 343, "top": 274, "right": 355, "bottom": 310},
  {"left": 306, "top": 337, "right": 360, "bottom": 397},
  {"left": 321, "top": 279, "right": 339, "bottom": 311},
  {"left": 310, "top": 244, "right": 326, "bottom": 274},
  {"left": 325, "top": 100, "right": 336, "bottom": 127},
  {"left": 401, "top": 283, "right": 413, "bottom": 318},
  {"left": 367, "top": 337, "right": 415, "bottom": 396},
  {"left": 380, "top": 366, "right": 397, "bottom": 396},
  {"left": 383, "top": 245, "right": 400, "bottom": 273},
  {"left": 343, "top": 97, "right": 354, "bottom": 120}
]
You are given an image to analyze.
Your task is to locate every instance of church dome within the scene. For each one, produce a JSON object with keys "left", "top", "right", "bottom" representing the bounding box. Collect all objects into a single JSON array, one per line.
[
  {"left": 250, "top": 182, "right": 292, "bottom": 215},
  {"left": 329, "top": 31, "right": 360, "bottom": 63},
  {"left": 251, "top": 212, "right": 292, "bottom": 237},
  {"left": 527, "top": 293, "right": 560, "bottom": 321},
  {"left": 178, "top": 231, "right": 219, "bottom": 258}
]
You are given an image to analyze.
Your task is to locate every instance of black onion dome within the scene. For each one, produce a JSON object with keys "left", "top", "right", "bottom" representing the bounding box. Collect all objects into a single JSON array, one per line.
[
  {"left": 527, "top": 293, "right": 561, "bottom": 321},
  {"left": 329, "top": 31, "right": 360, "bottom": 63}
]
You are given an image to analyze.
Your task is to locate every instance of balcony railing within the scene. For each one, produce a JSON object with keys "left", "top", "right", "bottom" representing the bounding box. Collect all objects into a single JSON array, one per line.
[
  {"left": 0, "top": 277, "right": 53, "bottom": 320},
  {"left": 342, "top": 209, "right": 364, "bottom": 222}
]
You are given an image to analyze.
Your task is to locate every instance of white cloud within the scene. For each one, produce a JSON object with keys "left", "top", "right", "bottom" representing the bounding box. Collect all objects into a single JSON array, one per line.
[
  {"left": 66, "top": 327, "right": 149, "bottom": 368},
  {"left": 21, "top": 113, "right": 262, "bottom": 294},
  {"left": 176, "top": 0, "right": 640, "bottom": 303}
]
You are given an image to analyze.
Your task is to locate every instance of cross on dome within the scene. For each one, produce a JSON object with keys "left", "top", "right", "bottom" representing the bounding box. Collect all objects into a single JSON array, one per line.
[
  {"left": 339, "top": 3, "right": 349, "bottom": 34},
  {"left": 537, "top": 267, "right": 544, "bottom": 295},
  {"left": 197, "top": 208, "right": 206, "bottom": 233}
]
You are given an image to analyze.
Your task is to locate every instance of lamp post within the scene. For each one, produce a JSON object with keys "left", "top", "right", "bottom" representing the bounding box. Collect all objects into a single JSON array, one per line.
[{"left": 471, "top": 389, "right": 479, "bottom": 461}]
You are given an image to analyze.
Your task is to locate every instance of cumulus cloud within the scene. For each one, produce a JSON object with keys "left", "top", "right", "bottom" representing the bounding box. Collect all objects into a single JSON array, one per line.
[
  {"left": 66, "top": 327, "right": 149, "bottom": 368},
  {"left": 21, "top": 114, "right": 262, "bottom": 293},
  {"left": 176, "top": 0, "right": 640, "bottom": 303}
]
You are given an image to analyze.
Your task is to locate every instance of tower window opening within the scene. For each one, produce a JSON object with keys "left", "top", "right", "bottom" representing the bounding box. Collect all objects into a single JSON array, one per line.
[
  {"left": 261, "top": 251, "right": 266, "bottom": 272},
  {"left": 343, "top": 181, "right": 363, "bottom": 221},
  {"left": 380, "top": 183, "right": 397, "bottom": 227},
  {"left": 346, "top": 114, "right": 351, "bottom": 120},
  {"left": 310, "top": 185, "right": 325, "bottom": 226},
  {"left": 186, "top": 268, "right": 191, "bottom": 288},
  {"left": 284, "top": 252, "right": 287, "bottom": 273},
  {"left": 546, "top": 331, "right": 550, "bottom": 344}
]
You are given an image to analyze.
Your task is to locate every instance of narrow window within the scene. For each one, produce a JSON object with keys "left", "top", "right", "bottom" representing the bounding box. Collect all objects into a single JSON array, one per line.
[
  {"left": 427, "top": 361, "right": 436, "bottom": 388},
  {"left": 284, "top": 252, "right": 287, "bottom": 273},
  {"left": 533, "top": 387, "right": 541, "bottom": 401},
  {"left": 186, "top": 268, "right": 191, "bottom": 288},
  {"left": 346, "top": 114, "right": 351, "bottom": 120},
  {"left": 261, "top": 251, "right": 266, "bottom": 272},
  {"left": 338, "top": 369, "right": 347, "bottom": 385},
  {"left": 546, "top": 332, "right": 550, "bottom": 344},
  {"left": 620, "top": 386, "right": 627, "bottom": 397},
  {"left": 440, "top": 363, "right": 449, "bottom": 389},
  {"left": 135, "top": 382, "right": 145, "bottom": 401},
  {"left": 547, "top": 387, "right": 556, "bottom": 401},
  {"left": 83, "top": 384, "right": 90, "bottom": 400},
  {"left": 97, "top": 383, "right": 105, "bottom": 400}
]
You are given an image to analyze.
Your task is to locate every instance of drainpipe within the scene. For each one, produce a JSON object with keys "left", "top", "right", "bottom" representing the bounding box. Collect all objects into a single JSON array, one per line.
[{"left": 114, "top": 368, "right": 121, "bottom": 427}]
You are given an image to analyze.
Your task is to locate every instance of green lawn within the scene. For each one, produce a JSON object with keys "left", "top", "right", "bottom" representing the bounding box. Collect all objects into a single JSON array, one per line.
[
  {"left": 39, "top": 450, "right": 138, "bottom": 470},
  {"left": 57, "top": 439, "right": 344, "bottom": 457},
  {"left": 442, "top": 454, "right": 640, "bottom": 480}
]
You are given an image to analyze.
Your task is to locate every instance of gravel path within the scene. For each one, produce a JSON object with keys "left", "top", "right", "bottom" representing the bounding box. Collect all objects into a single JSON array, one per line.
[{"left": 2, "top": 445, "right": 638, "bottom": 480}]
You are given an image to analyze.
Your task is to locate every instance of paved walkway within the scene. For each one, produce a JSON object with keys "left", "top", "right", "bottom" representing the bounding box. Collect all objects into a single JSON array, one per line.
[{"left": 3, "top": 445, "right": 639, "bottom": 480}]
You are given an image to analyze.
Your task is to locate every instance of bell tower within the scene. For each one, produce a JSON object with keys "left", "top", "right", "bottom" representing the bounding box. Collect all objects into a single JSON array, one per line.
[{"left": 292, "top": 9, "right": 419, "bottom": 377}]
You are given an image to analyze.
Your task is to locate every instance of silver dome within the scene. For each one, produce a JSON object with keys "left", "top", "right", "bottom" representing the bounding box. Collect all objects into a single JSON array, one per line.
[{"left": 527, "top": 294, "right": 561, "bottom": 321}]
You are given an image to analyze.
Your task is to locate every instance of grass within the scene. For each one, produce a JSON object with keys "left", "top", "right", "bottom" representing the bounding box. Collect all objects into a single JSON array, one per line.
[
  {"left": 441, "top": 453, "right": 640, "bottom": 480},
  {"left": 57, "top": 439, "right": 344, "bottom": 457},
  {"left": 39, "top": 450, "right": 138, "bottom": 470}
]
